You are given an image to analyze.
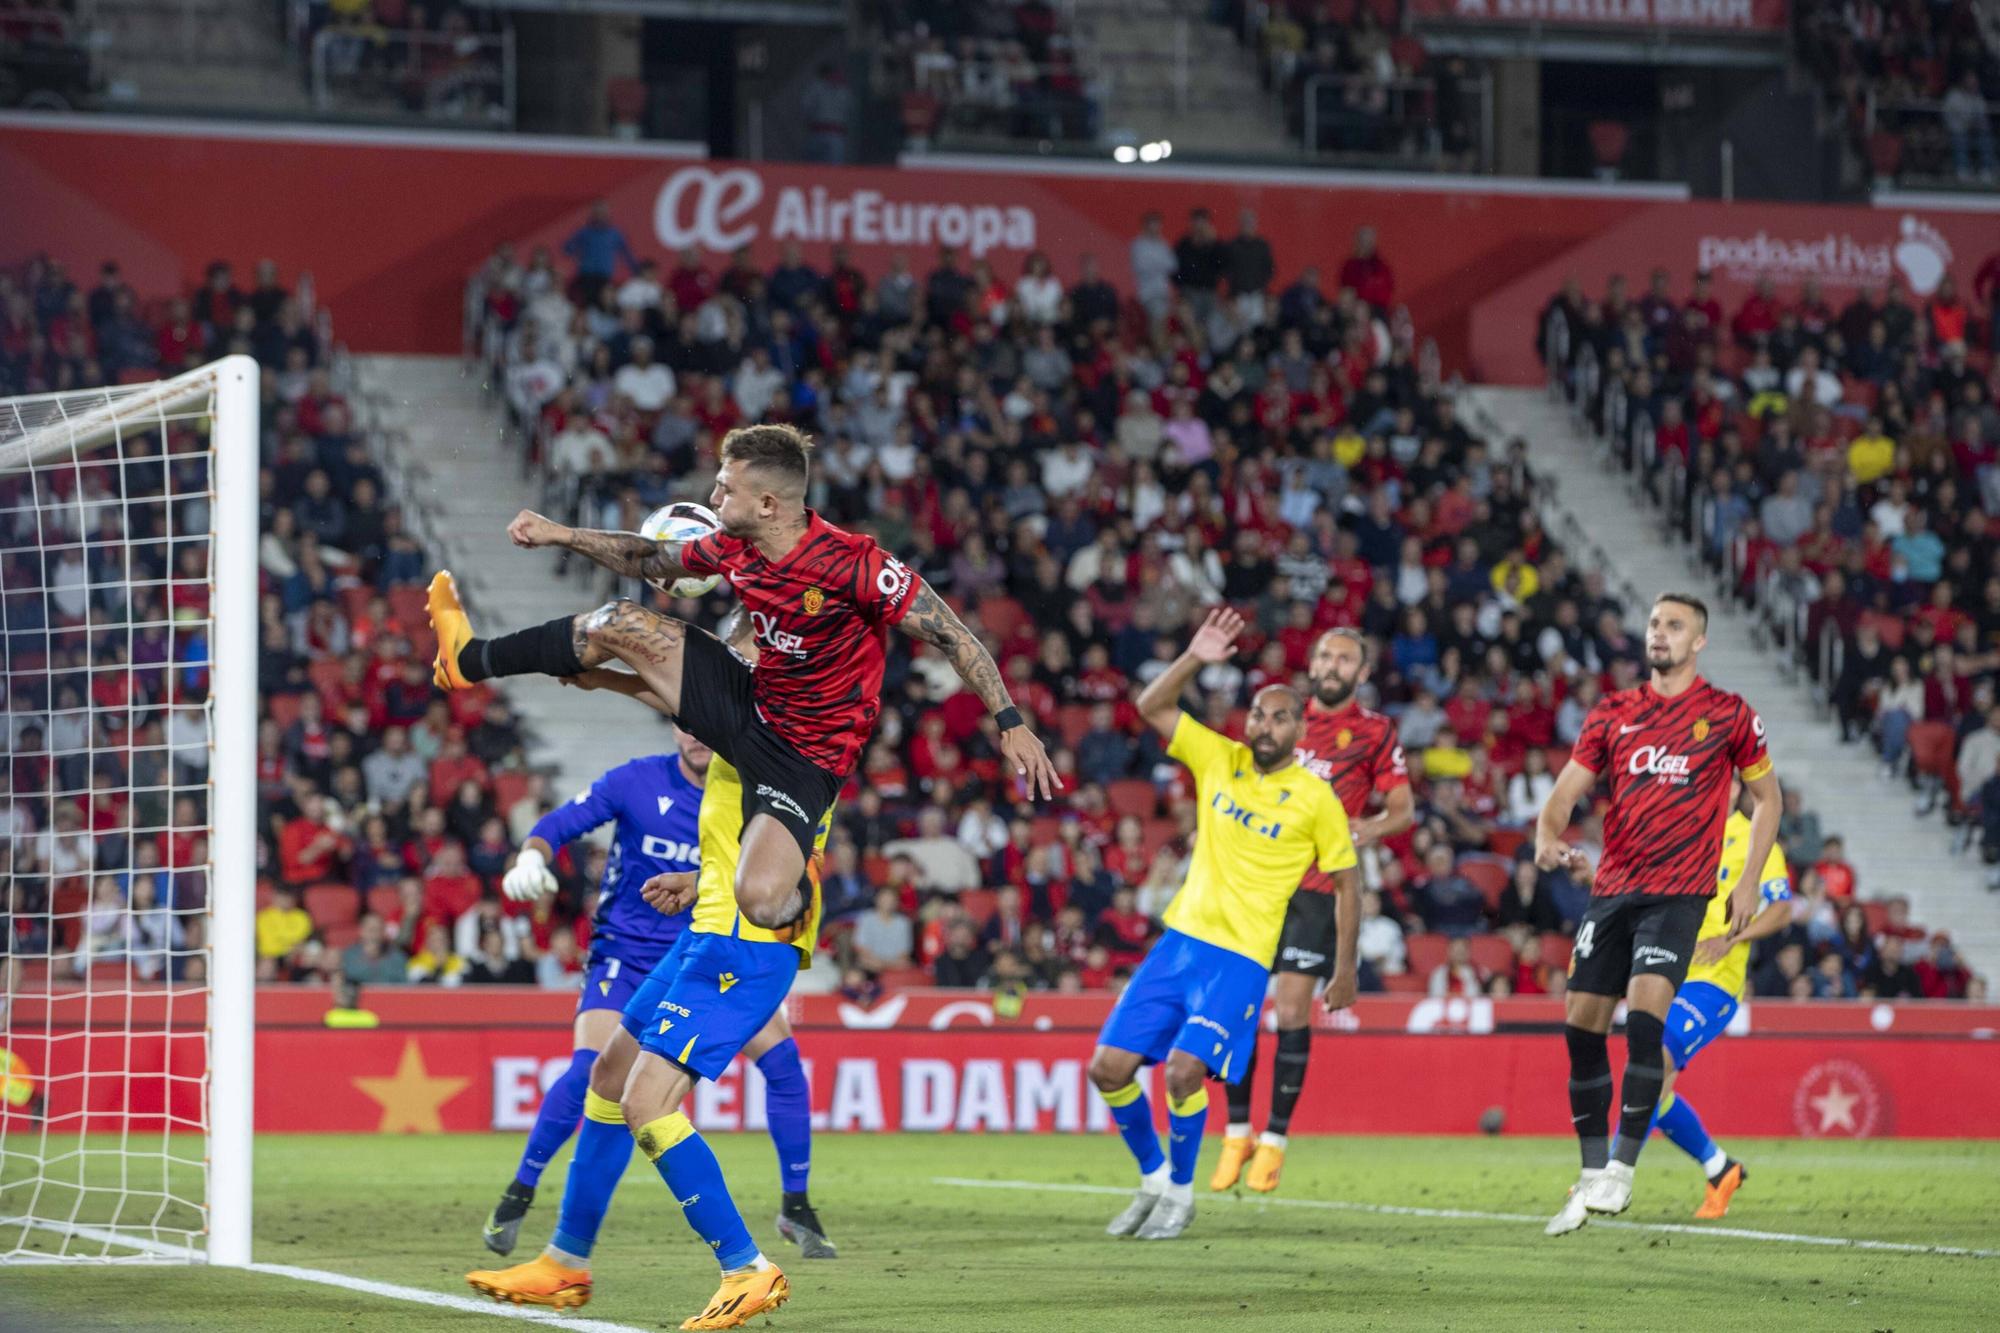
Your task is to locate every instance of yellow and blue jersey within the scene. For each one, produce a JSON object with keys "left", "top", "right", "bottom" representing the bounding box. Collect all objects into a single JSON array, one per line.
[
  {"left": 1684, "top": 810, "right": 1790, "bottom": 1001},
  {"left": 1160, "top": 714, "right": 1357, "bottom": 967}
]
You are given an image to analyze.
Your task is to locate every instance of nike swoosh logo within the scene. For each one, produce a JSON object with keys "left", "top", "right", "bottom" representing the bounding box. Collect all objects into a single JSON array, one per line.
[{"left": 1619, "top": 724, "right": 1642, "bottom": 735}]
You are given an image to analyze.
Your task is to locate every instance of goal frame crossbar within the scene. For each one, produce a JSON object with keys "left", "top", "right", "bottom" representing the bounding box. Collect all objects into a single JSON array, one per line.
[{"left": 0, "top": 354, "right": 259, "bottom": 1266}]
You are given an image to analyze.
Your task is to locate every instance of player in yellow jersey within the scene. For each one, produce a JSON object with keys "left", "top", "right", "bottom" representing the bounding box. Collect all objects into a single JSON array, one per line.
[
  {"left": 1609, "top": 776, "right": 1792, "bottom": 1221},
  {"left": 1089, "top": 608, "right": 1360, "bottom": 1241},
  {"left": 468, "top": 630, "right": 832, "bottom": 1331}
]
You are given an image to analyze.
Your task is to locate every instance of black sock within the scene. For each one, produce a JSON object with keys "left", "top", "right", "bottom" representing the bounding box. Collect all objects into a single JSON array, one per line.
[
  {"left": 1266, "top": 1027, "right": 1313, "bottom": 1137},
  {"left": 1613, "top": 1011, "right": 1667, "bottom": 1168},
  {"left": 1564, "top": 1023, "right": 1613, "bottom": 1170},
  {"left": 1225, "top": 1042, "right": 1256, "bottom": 1127},
  {"left": 462, "top": 616, "right": 584, "bottom": 683}
]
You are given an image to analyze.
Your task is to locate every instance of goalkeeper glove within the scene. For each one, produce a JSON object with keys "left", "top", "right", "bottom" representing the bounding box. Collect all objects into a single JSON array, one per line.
[{"left": 502, "top": 847, "right": 558, "bottom": 902}]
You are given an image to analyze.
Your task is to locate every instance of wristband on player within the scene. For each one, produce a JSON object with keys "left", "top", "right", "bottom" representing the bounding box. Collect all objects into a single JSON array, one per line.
[{"left": 994, "top": 706, "right": 1024, "bottom": 732}]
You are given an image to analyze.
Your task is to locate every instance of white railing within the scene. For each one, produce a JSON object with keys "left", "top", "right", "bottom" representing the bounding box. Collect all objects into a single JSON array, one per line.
[{"left": 309, "top": 26, "right": 514, "bottom": 127}]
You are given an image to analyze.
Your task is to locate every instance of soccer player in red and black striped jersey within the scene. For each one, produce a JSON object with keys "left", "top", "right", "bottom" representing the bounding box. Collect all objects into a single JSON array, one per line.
[
  {"left": 1535, "top": 593, "right": 1780, "bottom": 1234},
  {"left": 1213, "top": 628, "right": 1412, "bottom": 1195},
  {"left": 426, "top": 423, "right": 1061, "bottom": 934}
]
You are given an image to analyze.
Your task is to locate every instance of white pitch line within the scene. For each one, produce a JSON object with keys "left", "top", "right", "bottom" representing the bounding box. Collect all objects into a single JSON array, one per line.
[
  {"left": 932, "top": 1176, "right": 2000, "bottom": 1260},
  {"left": 5, "top": 1215, "right": 652, "bottom": 1331}
]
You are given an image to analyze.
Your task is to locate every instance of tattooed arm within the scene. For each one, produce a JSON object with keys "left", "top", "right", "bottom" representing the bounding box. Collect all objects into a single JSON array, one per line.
[
  {"left": 896, "top": 579, "right": 1061, "bottom": 798},
  {"left": 505, "top": 509, "right": 692, "bottom": 584}
]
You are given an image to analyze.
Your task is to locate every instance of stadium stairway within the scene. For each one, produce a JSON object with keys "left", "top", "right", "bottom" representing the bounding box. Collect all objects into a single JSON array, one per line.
[
  {"left": 356, "top": 354, "right": 675, "bottom": 798},
  {"left": 1070, "top": 0, "right": 1288, "bottom": 158},
  {"left": 1468, "top": 385, "right": 2000, "bottom": 975},
  {"left": 89, "top": 0, "right": 311, "bottom": 115}
]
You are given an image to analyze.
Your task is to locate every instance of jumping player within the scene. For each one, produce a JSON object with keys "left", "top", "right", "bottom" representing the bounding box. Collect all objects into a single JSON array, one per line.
[
  {"left": 426, "top": 423, "right": 1059, "bottom": 937},
  {"left": 480, "top": 734, "right": 707, "bottom": 1254},
  {"left": 1089, "top": 608, "right": 1358, "bottom": 1241},
  {"left": 1214, "top": 627, "right": 1411, "bottom": 1194},
  {"left": 1536, "top": 593, "right": 1781, "bottom": 1234}
]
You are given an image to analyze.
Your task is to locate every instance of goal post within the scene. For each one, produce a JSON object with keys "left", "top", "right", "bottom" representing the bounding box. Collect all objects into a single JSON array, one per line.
[{"left": 0, "top": 354, "right": 258, "bottom": 1265}]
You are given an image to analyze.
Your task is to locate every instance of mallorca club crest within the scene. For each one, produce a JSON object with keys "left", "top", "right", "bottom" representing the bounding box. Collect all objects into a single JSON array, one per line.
[
  {"left": 1692, "top": 718, "right": 1710, "bottom": 743},
  {"left": 1335, "top": 728, "right": 1353, "bottom": 749},
  {"left": 802, "top": 587, "right": 825, "bottom": 615}
]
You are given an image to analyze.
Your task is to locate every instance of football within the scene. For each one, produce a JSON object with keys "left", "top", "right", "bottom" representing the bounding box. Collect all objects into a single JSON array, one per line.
[{"left": 638, "top": 501, "right": 722, "bottom": 599}]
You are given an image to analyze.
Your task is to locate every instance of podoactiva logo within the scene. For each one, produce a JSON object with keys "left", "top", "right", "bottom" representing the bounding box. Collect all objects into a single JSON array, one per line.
[
  {"left": 1694, "top": 215, "right": 1954, "bottom": 297},
  {"left": 1792, "top": 1057, "right": 1885, "bottom": 1138},
  {"left": 653, "top": 166, "right": 1037, "bottom": 259}
]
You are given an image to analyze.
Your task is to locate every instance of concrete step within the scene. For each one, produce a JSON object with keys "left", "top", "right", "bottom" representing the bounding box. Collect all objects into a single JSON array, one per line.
[
  {"left": 357, "top": 353, "right": 679, "bottom": 795},
  {"left": 1467, "top": 386, "right": 2000, "bottom": 974}
]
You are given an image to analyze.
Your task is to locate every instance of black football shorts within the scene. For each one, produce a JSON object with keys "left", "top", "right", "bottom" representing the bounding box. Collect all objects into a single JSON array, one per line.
[
  {"left": 1566, "top": 893, "right": 1709, "bottom": 997},
  {"left": 1273, "top": 889, "right": 1342, "bottom": 980}
]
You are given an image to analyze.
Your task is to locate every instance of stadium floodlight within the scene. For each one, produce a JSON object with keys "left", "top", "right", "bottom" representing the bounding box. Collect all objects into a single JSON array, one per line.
[
  {"left": 1113, "top": 145, "right": 1138, "bottom": 163},
  {"left": 0, "top": 356, "right": 258, "bottom": 1266}
]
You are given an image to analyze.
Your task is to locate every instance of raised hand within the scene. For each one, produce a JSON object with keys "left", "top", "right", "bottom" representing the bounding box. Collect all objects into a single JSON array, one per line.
[
  {"left": 1187, "top": 606, "right": 1246, "bottom": 664},
  {"left": 1000, "top": 722, "right": 1064, "bottom": 801},
  {"left": 501, "top": 848, "right": 558, "bottom": 902}
]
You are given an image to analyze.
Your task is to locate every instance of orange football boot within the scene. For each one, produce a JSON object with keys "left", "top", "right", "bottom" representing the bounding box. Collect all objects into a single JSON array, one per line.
[
  {"left": 426, "top": 570, "right": 475, "bottom": 690},
  {"left": 681, "top": 1263, "right": 790, "bottom": 1330},
  {"left": 1246, "top": 1141, "right": 1286, "bottom": 1194},
  {"left": 1209, "top": 1135, "right": 1253, "bottom": 1191},
  {"left": 1694, "top": 1160, "right": 1747, "bottom": 1219},
  {"left": 465, "top": 1254, "right": 591, "bottom": 1309}
]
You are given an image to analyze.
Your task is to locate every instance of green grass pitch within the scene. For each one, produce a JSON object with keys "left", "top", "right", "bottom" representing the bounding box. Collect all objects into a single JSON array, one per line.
[{"left": 6, "top": 1134, "right": 1999, "bottom": 1331}]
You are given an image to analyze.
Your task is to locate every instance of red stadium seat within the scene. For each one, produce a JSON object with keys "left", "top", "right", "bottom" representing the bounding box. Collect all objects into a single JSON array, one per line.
[
  {"left": 307, "top": 656, "right": 347, "bottom": 700},
  {"left": 1057, "top": 704, "right": 1094, "bottom": 750},
  {"left": 1539, "top": 933, "right": 1573, "bottom": 973},
  {"left": 338, "top": 584, "right": 374, "bottom": 625},
  {"left": 265, "top": 693, "right": 304, "bottom": 730},
  {"left": 1381, "top": 971, "right": 1427, "bottom": 994},
  {"left": 973, "top": 595, "right": 1026, "bottom": 644},
  {"left": 1860, "top": 899, "right": 1896, "bottom": 936},
  {"left": 321, "top": 921, "right": 362, "bottom": 951},
  {"left": 1468, "top": 934, "right": 1515, "bottom": 977},
  {"left": 958, "top": 888, "right": 997, "bottom": 926},
  {"left": 1140, "top": 818, "right": 1179, "bottom": 862},
  {"left": 492, "top": 769, "right": 535, "bottom": 818},
  {"left": 1908, "top": 722, "right": 1957, "bottom": 781},
  {"left": 861, "top": 853, "right": 892, "bottom": 886},
  {"left": 1030, "top": 815, "right": 1067, "bottom": 846},
  {"left": 1106, "top": 778, "right": 1157, "bottom": 820},
  {"left": 1405, "top": 932, "right": 1448, "bottom": 979},
  {"left": 366, "top": 886, "right": 403, "bottom": 920},
  {"left": 1486, "top": 828, "right": 1527, "bottom": 860},
  {"left": 304, "top": 882, "right": 357, "bottom": 927},
  {"left": 387, "top": 584, "right": 430, "bottom": 631},
  {"left": 1458, "top": 856, "right": 1511, "bottom": 910},
  {"left": 877, "top": 966, "right": 931, "bottom": 993}
]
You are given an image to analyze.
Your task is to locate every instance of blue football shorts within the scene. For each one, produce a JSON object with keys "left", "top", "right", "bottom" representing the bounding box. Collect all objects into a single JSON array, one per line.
[
  {"left": 631, "top": 931, "right": 799, "bottom": 1082},
  {"left": 1095, "top": 928, "right": 1269, "bottom": 1080},
  {"left": 1665, "top": 979, "right": 1740, "bottom": 1069}
]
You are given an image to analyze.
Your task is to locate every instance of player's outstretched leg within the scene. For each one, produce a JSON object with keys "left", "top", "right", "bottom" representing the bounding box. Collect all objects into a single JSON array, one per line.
[
  {"left": 1583, "top": 1001, "right": 1669, "bottom": 1217},
  {"left": 1089, "top": 1047, "right": 1170, "bottom": 1237},
  {"left": 1654, "top": 1092, "right": 1747, "bottom": 1218},
  {"left": 483, "top": 1046, "right": 598, "bottom": 1255},
  {"left": 1213, "top": 1043, "right": 1255, "bottom": 1192},
  {"left": 752, "top": 1026, "right": 834, "bottom": 1259}
]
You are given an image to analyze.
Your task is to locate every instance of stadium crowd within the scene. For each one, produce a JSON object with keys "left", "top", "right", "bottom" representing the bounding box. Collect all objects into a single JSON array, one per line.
[
  {"left": 1796, "top": 0, "right": 2000, "bottom": 185},
  {"left": 1541, "top": 251, "right": 2000, "bottom": 1002},
  {"left": 872, "top": 0, "right": 1101, "bottom": 149},
  {"left": 458, "top": 200, "right": 1987, "bottom": 1003}
]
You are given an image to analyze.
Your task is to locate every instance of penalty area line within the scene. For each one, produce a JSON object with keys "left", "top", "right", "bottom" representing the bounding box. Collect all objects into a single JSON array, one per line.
[
  {"left": 5, "top": 1215, "right": 650, "bottom": 1331},
  {"left": 931, "top": 1177, "right": 2000, "bottom": 1259}
]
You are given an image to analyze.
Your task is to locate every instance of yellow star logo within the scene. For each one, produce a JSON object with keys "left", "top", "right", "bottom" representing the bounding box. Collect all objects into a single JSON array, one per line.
[{"left": 351, "top": 1039, "right": 468, "bottom": 1134}]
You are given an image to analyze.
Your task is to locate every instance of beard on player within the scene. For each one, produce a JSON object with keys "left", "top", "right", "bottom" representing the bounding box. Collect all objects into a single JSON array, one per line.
[{"left": 1311, "top": 663, "right": 1360, "bottom": 708}]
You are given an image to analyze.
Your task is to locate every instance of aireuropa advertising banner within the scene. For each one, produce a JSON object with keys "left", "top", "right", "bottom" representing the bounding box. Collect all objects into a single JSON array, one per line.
[
  {"left": 3, "top": 116, "right": 1996, "bottom": 384},
  {"left": 1408, "top": 0, "right": 1789, "bottom": 33}
]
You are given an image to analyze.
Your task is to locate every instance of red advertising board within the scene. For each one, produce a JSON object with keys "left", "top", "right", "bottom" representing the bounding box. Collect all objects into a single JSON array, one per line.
[
  {"left": 10, "top": 116, "right": 1993, "bottom": 387},
  {"left": 1407, "top": 0, "right": 1790, "bottom": 33},
  {"left": 5, "top": 990, "right": 1997, "bottom": 1138}
]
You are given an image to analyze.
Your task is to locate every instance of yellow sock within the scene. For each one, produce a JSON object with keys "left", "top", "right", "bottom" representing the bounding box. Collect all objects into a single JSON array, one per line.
[
  {"left": 633, "top": 1110, "right": 695, "bottom": 1162},
  {"left": 1101, "top": 1081, "right": 1143, "bottom": 1109},
  {"left": 583, "top": 1090, "right": 624, "bottom": 1125}
]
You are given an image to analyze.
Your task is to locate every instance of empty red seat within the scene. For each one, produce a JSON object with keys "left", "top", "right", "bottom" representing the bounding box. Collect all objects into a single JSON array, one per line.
[
  {"left": 1458, "top": 856, "right": 1511, "bottom": 910},
  {"left": 1405, "top": 932, "right": 1448, "bottom": 978},
  {"left": 304, "top": 882, "right": 357, "bottom": 928},
  {"left": 1106, "top": 778, "right": 1157, "bottom": 820}
]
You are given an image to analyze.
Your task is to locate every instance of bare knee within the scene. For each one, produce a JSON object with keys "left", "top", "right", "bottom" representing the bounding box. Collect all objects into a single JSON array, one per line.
[
  {"left": 1271, "top": 990, "right": 1313, "bottom": 1030},
  {"left": 1162, "top": 1054, "right": 1207, "bottom": 1103},
  {"left": 1089, "top": 1048, "right": 1138, "bottom": 1092},
  {"left": 590, "top": 1039, "right": 634, "bottom": 1101},
  {"left": 734, "top": 863, "right": 800, "bottom": 931}
]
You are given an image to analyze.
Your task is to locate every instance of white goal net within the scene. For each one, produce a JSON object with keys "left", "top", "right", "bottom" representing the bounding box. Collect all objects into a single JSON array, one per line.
[{"left": 0, "top": 356, "right": 257, "bottom": 1265}]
